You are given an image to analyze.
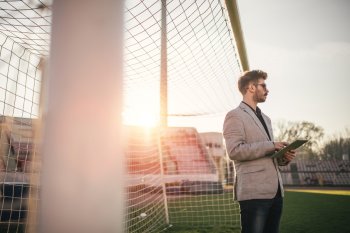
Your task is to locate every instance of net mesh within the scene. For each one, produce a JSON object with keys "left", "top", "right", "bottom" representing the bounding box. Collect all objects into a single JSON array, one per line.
[
  {"left": 0, "top": 0, "right": 242, "bottom": 232},
  {"left": 123, "top": 0, "right": 241, "bottom": 126},
  {"left": 0, "top": 2, "right": 44, "bottom": 228}
]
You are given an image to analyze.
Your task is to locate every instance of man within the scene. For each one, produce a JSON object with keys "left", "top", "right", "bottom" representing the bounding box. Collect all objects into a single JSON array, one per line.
[{"left": 223, "top": 70, "right": 296, "bottom": 233}]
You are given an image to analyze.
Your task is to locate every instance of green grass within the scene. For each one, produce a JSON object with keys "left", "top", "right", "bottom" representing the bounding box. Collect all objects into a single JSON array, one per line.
[
  {"left": 165, "top": 225, "right": 239, "bottom": 233},
  {"left": 280, "top": 190, "right": 350, "bottom": 233},
  {"left": 167, "top": 190, "right": 350, "bottom": 233},
  {"left": 165, "top": 193, "right": 240, "bottom": 233},
  {"left": 1, "top": 190, "right": 349, "bottom": 233}
]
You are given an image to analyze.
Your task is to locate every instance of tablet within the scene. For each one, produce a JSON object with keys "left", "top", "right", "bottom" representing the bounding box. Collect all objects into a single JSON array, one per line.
[{"left": 270, "top": 139, "right": 308, "bottom": 159}]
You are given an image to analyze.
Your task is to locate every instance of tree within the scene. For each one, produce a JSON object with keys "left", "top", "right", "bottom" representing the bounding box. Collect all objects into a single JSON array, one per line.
[
  {"left": 321, "top": 129, "right": 350, "bottom": 160},
  {"left": 274, "top": 120, "right": 324, "bottom": 159}
]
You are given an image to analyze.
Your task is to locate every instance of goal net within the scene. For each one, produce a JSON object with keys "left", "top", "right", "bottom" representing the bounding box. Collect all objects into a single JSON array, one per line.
[
  {"left": 0, "top": 6, "right": 43, "bottom": 228},
  {"left": 0, "top": 0, "right": 242, "bottom": 232}
]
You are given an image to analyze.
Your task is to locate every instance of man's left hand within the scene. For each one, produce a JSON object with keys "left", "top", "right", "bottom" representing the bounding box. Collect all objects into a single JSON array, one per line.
[{"left": 283, "top": 150, "right": 296, "bottom": 162}]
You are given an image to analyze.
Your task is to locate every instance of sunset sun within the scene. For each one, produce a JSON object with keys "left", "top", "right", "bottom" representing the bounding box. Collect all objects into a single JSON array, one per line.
[{"left": 123, "top": 109, "right": 159, "bottom": 128}]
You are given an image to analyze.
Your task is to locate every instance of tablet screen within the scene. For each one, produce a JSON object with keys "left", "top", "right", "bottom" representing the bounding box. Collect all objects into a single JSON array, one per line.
[{"left": 270, "top": 139, "right": 308, "bottom": 159}]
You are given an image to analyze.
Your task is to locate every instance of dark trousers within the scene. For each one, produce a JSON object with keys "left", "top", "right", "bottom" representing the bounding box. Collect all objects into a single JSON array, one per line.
[{"left": 238, "top": 196, "right": 283, "bottom": 233}]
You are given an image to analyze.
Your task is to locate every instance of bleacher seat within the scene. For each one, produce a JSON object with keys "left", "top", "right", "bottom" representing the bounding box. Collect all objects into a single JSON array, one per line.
[{"left": 280, "top": 159, "right": 350, "bottom": 186}]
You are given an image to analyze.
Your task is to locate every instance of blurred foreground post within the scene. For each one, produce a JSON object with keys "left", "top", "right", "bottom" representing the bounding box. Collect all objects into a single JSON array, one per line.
[{"left": 37, "top": 1, "right": 125, "bottom": 232}]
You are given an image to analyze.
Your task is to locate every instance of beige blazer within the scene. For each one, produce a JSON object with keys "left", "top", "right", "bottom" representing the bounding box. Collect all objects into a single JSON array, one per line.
[{"left": 223, "top": 102, "right": 286, "bottom": 201}]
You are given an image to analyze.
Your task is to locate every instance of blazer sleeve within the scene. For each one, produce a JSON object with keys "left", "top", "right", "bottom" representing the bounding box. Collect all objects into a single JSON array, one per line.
[{"left": 223, "top": 111, "right": 275, "bottom": 162}]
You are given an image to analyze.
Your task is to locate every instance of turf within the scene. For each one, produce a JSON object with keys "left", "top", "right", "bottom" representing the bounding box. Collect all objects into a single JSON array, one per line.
[
  {"left": 0, "top": 190, "right": 349, "bottom": 233},
  {"left": 165, "top": 193, "right": 240, "bottom": 233},
  {"left": 167, "top": 189, "right": 350, "bottom": 233},
  {"left": 280, "top": 190, "right": 350, "bottom": 233}
]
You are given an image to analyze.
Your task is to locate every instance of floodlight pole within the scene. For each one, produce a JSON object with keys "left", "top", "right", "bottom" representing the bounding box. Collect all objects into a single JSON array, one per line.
[
  {"left": 160, "top": 0, "right": 168, "bottom": 127},
  {"left": 37, "top": 1, "right": 125, "bottom": 233}
]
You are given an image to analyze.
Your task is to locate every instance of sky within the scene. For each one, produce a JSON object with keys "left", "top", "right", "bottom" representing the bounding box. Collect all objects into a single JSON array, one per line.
[{"left": 234, "top": 0, "right": 350, "bottom": 137}]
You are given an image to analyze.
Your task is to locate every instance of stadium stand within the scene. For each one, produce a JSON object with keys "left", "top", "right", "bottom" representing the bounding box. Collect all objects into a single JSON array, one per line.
[
  {"left": 279, "top": 160, "right": 350, "bottom": 186},
  {"left": 199, "top": 132, "right": 227, "bottom": 185},
  {"left": 0, "top": 116, "right": 34, "bottom": 172},
  {"left": 1, "top": 116, "right": 349, "bottom": 228},
  {"left": 0, "top": 116, "right": 32, "bottom": 221},
  {"left": 125, "top": 126, "right": 221, "bottom": 193}
]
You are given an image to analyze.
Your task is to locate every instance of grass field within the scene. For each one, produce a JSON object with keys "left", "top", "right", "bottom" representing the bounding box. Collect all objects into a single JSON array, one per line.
[
  {"left": 166, "top": 189, "right": 350, "bottom": 233},
  {"left": 0, "top": 189, "right": 349, "bottom": 233}
]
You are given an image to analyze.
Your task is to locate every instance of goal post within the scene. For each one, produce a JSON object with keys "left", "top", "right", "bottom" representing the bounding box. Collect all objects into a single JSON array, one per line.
[
  {"left": 37, "top": 1, "right": 125, "bottom": 232},
  {"left": 0, "top": 0, "right": 246, "bottom": 232}
]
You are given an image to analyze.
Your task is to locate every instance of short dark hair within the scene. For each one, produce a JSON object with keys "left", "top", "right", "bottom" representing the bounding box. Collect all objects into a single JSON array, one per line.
[{"left": 238, "top": 70, "right": 267, "bottom": 94}]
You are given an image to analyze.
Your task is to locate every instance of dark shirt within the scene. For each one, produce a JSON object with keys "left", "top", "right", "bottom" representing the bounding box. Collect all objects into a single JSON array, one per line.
[{"left": 242, "top": 101, "right": 271, "bottom": 140}]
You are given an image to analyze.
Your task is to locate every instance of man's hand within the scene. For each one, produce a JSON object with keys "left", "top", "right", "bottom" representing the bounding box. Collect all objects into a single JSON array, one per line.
[
  {"left": 273, "top": 141, "right": 288, "bottom": 151},
  {"left": 283, "top": 150, "right": 296, "bottom": 162},
  {"left": 273, "top": 141, "right": 297, "bottom": 163}
]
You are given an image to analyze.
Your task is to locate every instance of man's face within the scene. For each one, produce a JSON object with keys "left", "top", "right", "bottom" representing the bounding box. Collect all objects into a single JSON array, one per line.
[{"left": 253, "top": 78, "right": 269, "bottom": 103}]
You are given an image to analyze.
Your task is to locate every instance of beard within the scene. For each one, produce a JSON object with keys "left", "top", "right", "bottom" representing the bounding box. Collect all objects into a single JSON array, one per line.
[{"left": 253, "top": 92, "right": 267, "bottom": 103}]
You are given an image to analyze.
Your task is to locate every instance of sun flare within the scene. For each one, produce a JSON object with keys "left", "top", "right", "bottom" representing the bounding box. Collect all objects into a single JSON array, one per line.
[{"left": 123, "top": 109, "right": 159, "bottom": 128}]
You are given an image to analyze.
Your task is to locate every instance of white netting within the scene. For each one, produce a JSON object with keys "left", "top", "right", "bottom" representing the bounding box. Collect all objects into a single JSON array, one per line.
[
  {"left": 1, "top": 0, "right": 242, "bottom": 232},
  {"left": 124, "top": 0, "right": 241, "bottom": 124},
  {"left": 124, "top": 1, "right": 241, "bottom": 231},
  {"left": 125, "top": 126, "right": 240, "bottom": 232},
  {"left": 0, "top": 1, "right": 44, "bottom": 228},
  {"left": 125, "top": 126, "right": 167, "bottom": 232}
]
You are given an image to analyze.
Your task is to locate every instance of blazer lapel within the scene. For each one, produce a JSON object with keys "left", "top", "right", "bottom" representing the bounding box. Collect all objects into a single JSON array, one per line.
[{"left": 239, "top": 102, "right": 270, "bottom": 141}]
